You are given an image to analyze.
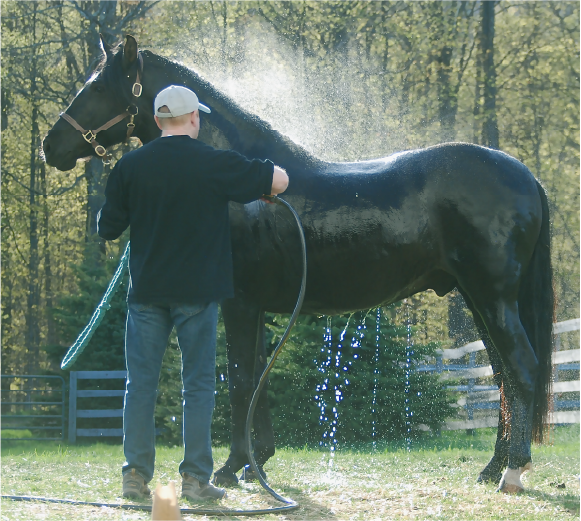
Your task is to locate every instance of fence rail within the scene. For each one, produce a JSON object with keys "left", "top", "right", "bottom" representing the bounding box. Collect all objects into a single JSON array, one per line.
[{"left": 422, "top": 318, "right": 580, "bottom": 431}]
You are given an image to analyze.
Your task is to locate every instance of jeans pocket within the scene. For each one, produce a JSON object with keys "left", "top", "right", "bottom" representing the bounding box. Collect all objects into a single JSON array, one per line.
[{"left": 176, "top": 303, "right": 206, "bottom": 317}]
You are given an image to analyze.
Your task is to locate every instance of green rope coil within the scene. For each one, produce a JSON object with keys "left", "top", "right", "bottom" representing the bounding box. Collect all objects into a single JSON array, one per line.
[{"left": 61, "top": 242, "right": 130, "bottom": 370}]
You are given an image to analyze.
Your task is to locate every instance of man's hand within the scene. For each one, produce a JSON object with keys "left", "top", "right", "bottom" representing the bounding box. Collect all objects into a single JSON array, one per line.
[{"left": 271, "top": 166, "right": 289, "bottom": 195}]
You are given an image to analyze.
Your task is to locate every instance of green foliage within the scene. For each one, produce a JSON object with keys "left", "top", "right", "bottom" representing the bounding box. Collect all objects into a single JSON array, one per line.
[
  {"left": 264, "top": 305, "right": 454, "bottom": 448},
  {"left": 154, "top": 333, "right": 182, "bottom": 446}
]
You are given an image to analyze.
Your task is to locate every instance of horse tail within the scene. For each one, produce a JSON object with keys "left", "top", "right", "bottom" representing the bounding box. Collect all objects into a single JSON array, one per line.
[{"left": 518, "top": 179, "right": 555, "bottom": 444}]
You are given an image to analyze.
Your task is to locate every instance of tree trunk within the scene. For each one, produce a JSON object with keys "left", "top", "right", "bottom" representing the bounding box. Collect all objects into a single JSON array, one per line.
[
  {"left": 40, "top": 161, "right": 55, "bottom": 346},
  {"left": 472, "top": 33, "right": 482, "bottom": 145},
  {"left": 25, "top": 3, "right": 41, "bottom": 374},
  {"left": 481, "top": 1, "right": 499, "bottom": 149},
  {"left": 434, "top": 0, "right": 458, "bottom": 142},
  {"left": 0, "top": 87, "right": 12, "bottom": 382}
]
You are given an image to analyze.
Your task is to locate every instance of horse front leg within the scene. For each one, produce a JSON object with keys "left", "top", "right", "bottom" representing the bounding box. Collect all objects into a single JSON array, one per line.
[
  {"left": 213, "top": 299, "right": 274, "bottom": 487},
  {"left": 240, "top": 321, "right": 275, "bottom": 482}
]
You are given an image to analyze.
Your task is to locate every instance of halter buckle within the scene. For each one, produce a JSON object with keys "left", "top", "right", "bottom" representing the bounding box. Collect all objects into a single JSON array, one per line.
[
  {"left": 94, "top": 144, "right": 107, "bottom": 157},
  {"left": 83, "top": 130, "right": 97, "bottom": 143},
  {"left": 127, "top": 105, "right": 139, "bottom": 116},
  {"left": 132, "top": 83, "right": 143, "bottom": 97}
]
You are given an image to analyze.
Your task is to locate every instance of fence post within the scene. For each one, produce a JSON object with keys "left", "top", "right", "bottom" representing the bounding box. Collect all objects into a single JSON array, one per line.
[
  {"left": 466, "top": 352, "right": 476, "bottom": 436},
  {"left": 554, "top": 334, "right": 561, "bottom": 383},
  {"left": 68, "top": 372, "right": 77, "bottom": 443}
]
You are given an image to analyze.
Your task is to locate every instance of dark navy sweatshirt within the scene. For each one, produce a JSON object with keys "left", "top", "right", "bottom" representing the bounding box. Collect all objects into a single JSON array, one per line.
[{"left": 97, "top": 135, "right": 274, "bottom": 304}]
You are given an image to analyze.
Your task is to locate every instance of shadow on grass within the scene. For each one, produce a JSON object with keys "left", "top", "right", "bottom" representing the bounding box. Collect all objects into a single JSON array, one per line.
[
  {"left": 190, "top": 485, "right": 336, "bottom": 521},
  {"left": 521, "top": 488, "right": 580, "bottom": 516},
  {"left": 263, "top": 485, "right": 336, "bottom": 521}
]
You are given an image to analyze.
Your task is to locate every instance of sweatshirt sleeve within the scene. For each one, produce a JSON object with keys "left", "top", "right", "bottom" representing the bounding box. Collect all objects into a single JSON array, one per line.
[
  {"left": 97, "top": 159, "right": 130, "bottom": 240},
  {"left": 210, "top": 149, "right": 274, "bottom": 204}
]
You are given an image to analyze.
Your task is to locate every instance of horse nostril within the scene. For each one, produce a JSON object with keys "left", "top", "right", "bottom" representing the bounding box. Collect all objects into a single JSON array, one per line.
[{"left": 43, "top": 140, "right": 51, "bottom": 154}]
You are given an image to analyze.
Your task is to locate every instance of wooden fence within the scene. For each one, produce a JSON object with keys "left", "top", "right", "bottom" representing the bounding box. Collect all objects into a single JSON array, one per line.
[
  {"left": 66, "top": 320, "right": 578, "bottom": 439},
  {"left": 68, "top": 370, "right": 164, "bottom": 442},
  {"left": 418, "top": 318, "right": 580, "bottom": 431},
  {"left": 68, "top": 370, "right": 126, "bottom": 442}
]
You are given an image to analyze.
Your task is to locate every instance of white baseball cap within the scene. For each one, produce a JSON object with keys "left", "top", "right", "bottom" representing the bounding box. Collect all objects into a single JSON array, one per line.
[{"left": 154, "top": 85, "right": 211, "bottom": 118}]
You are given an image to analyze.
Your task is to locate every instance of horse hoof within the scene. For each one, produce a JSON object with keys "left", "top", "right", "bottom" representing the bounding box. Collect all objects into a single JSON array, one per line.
[
  {"left": 499, "top": 482, "right": 524, "bottom": 494},
  {"left": 477, "top": 471, "right": 503, "bottom": 485},
  {"left": 240, "top": 464, "right": 266, "bottom": 482},
  {"left": 497, "top": 462, "right": 532, "bottom": 494},
  {"left": 212, "top": 467, "right": 239, "bottom": 487}
]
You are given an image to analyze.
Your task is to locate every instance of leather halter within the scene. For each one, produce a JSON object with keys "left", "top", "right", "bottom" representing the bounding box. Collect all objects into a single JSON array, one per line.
[{"left": 59, "top": 53, "right": 144, "bottom": 164}]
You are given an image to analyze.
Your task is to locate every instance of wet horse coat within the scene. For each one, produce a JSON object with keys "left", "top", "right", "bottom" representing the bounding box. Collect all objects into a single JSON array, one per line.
[{"left": 43, "top": 36, "right": 553, "bottom": 493}]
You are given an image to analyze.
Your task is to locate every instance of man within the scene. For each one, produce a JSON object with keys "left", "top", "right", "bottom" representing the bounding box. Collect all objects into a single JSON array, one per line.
[{"left": 97, "top": 85, "right": 288, "bottom": 501}]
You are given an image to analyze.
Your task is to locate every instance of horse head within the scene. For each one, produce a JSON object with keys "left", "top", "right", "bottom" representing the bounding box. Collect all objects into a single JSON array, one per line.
[{"left": 42, "top": 35, "right": 159, "bottom": 171}]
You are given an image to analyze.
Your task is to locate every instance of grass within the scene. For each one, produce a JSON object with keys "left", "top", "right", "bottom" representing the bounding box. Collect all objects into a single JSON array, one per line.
[{"left": 1, "top": 426, "right": 579, "bottom": 520}]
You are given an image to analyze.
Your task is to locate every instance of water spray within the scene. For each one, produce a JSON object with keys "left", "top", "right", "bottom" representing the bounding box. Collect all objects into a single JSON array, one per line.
[{"left": 3, "top": 195, "right": 306, "bottom": 516}]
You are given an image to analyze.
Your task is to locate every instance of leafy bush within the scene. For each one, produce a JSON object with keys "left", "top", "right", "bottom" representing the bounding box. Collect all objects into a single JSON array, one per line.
[{"left": 266, "top": 305, "right": 454, "bottom": 448}]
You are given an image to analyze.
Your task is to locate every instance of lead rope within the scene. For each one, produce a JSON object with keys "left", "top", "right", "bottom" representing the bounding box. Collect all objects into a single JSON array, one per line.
[{"left": 6, "top": 196, "right": 306, "bottom": 516}]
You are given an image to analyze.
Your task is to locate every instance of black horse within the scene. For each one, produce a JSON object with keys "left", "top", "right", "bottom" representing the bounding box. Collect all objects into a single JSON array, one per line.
[{"left": 42, "top": 36, "right": 554, "bottom": 493}]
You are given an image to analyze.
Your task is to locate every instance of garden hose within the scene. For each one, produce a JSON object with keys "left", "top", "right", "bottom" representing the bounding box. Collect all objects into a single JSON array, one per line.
[
  {"left": 244, "top": 195, "right": 307, "bottom": 507},
  {"left": 4, "top": 195, "right": 306, "bottom": 516}
]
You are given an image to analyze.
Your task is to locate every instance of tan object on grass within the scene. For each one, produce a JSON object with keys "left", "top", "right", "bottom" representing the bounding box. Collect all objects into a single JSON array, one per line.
[{"left": 152, "top": 482, "right": 182, "bottom": 520}]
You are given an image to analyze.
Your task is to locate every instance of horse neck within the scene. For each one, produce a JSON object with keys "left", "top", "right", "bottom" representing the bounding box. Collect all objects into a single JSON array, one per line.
[{"left": 140, "top": 52, "right": 320, "bottom": 170}]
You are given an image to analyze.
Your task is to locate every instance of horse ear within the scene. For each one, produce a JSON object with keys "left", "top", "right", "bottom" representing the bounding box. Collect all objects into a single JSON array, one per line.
[
  {"left": 99, "top": 33, "right": 113, "bottom": 58},
  {"left": 122, "top": 35, "right": 139, "bottom": 71}
]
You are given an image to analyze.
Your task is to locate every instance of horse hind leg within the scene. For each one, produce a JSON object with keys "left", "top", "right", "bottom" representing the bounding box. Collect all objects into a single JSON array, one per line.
[
  {"left": 477, "top": 340, "right": 512, "bottom": 485},
  {"left": 497, "top": 394, "right": 534, "bottom": 494},
  {"left": 459, "top": 288, "right": 510, "bottom": 485},
  {"left": 460, "top": 289, "right": 538, "bottom": 493}
]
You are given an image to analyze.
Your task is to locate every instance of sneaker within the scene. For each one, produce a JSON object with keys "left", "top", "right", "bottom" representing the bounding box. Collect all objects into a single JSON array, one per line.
[
  {"left": 181, "top": 472, "right": 226, "bottom": 501},
  {"left": 123, "top": 468, "right": 151, "bottom": 499}
]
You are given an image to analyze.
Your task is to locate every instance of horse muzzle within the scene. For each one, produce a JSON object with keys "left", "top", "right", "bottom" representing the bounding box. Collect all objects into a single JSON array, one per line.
[{"left": 42, "top": 132, "right": 87, "bottom": 171}]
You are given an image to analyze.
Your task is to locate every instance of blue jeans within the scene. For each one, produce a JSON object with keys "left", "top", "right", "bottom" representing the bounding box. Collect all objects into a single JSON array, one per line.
[{"left": 122, "top": 301, "right": 218, "bottom": 484}]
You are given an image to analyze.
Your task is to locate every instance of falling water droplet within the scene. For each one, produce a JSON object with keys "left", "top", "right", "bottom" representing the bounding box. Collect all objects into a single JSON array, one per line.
[
  {"left": 405, "top": 300, "right": 413, "bottom": 452},
  {"left": 371, "top": 307, "right": 381, "bottom": 452}
]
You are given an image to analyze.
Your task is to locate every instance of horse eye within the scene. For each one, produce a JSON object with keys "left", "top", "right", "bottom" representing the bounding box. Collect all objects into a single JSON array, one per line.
[{"left": 92, "top": 83, "right": 105, "bottom": 93}]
